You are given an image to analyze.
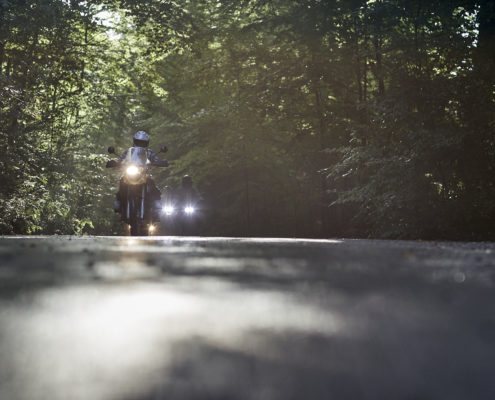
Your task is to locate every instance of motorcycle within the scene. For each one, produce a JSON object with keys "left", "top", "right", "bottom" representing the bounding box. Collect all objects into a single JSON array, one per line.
[
  {"left": 174, "top": 197, "right": 200, "bottom": 236},
  {"left": 106, "top": 145, "right": 168, "bottom": 236},
  {"left": 160, "top": 192, "right": 199, "bottom": 236}
]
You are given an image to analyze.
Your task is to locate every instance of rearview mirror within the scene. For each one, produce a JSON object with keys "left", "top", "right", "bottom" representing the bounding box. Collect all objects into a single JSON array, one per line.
[
  {"left": 108, "top": 146, "right": 115, "bottom": 154},
  {"left": 159, "top": 145, "right": 168, "bottom": 153}
]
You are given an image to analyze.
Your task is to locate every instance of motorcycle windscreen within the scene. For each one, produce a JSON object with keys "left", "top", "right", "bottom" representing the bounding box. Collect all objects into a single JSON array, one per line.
[{"left": 126, "top": 147, "right": 148, "bottom": 166}]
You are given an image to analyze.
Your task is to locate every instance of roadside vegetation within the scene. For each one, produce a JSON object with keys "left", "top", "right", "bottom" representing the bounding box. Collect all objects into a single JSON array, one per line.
[{"left": 0, "top": 0, "right": 493, "bottom": 239}]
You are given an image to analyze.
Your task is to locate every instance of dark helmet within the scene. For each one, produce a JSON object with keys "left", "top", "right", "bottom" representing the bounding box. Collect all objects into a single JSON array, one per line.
[
  {"left": 182, "top": 175, "right": 193, "bottom": 187},
  {"left": 133, "top": 131, "right": 149, "bottom": 147}
]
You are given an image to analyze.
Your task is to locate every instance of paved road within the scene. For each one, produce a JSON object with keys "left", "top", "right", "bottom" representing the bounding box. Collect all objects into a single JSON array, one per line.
[{"left": 1, "top": 236, "right": 495, "bottom": 400}]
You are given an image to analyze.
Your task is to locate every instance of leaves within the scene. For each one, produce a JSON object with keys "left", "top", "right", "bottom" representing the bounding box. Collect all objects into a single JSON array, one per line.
[{"left": 0, "top": 0, "right": 493, "bottom": 239}]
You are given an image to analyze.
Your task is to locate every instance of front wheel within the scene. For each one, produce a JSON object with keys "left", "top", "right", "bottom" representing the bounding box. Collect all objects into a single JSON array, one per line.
[{"left": 130, "top": 221, "right": 148, "bottom": 236}]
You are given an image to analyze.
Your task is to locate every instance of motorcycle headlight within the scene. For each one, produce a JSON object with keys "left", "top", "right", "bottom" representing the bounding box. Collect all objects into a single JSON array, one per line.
[
  {"left": 163, "top": 206, "right": 175, "bottom": 216},
  {"left": 184, "top": 206, "right": 195, "bottom": 214},
  {"left": 126, "top": 165, "right": 140, "bottom": 176}
]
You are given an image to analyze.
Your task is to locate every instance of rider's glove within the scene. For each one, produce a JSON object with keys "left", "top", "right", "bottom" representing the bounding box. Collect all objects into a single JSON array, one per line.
[{"left": 155, "top": 160, "right": 168, "bottom": 167}]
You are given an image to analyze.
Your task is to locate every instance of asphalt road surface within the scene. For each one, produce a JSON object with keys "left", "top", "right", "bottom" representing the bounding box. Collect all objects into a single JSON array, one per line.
[{"left": 1, "top": 236, "right": 495, "bottom": 400}]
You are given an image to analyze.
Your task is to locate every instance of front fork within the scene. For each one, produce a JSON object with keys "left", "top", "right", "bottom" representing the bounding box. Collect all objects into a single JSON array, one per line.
[
  {"left": 125, "top": 184, "right": 146, "bottom": 221},
  {"left": 140, "top": 184, "right": 145, "bottom": 219}
]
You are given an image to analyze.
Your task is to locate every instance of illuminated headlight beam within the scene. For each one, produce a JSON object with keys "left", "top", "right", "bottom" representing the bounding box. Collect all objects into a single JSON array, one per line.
[
  {"left": 162, "top": 206, "right": 174, "bottom": 216},
  {"left": 126, "top": 165, "right": 139, "bottom": 176}
]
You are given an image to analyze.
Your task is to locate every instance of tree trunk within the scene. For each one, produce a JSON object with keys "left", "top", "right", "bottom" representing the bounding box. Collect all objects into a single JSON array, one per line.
[
  {"left": 235, "top": 67, "right": 251, "bottom": 236},
  {"left": 0, "top": 42, "right": 5, "bottom": 75},
  {"left": 363, "top": 1, "right": 368, "bottom": 103},
  {"left": 312, "top": 62, "right": 328, "bottom": 235},
  {"left": 374, "top": 35, "right": 384, "bottom": 96},
  {"left": 355, "top": 16, "right": 363, "bottom": 103},
  {"left": 475, "top": 0, "right": 495, "bottom": 81}
]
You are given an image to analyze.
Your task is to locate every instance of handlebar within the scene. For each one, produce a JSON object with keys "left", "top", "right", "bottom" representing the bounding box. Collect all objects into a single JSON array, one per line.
[{"left": 105, "top": 160, "right": 168, "bottom": 169}]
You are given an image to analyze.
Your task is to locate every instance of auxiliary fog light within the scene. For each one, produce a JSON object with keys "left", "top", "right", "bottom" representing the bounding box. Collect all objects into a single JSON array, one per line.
[
  {"left": 184, "top": 206, "right": 195, "bottom": 215},
  {"left": 148, "top": 225, "right": 156, "bottom": 233},
  {"left": 162, "top": 206, "right": 175, "bottom": 216}
]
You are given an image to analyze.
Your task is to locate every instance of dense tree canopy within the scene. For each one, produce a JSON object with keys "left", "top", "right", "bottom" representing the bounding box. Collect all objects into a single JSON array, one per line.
[{"left": 0, "top": 0, "right": 494, "bottom": 239}]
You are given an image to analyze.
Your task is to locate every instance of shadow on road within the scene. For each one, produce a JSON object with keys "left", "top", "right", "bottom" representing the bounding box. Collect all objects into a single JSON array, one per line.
[{"left": 1, "top": 237, "right": 495, "bottom": 399}]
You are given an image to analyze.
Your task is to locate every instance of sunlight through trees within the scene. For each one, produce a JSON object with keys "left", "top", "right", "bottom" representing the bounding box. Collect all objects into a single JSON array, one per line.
[{"left": 0, "top": 0, "right": 493, "bottom": 239}]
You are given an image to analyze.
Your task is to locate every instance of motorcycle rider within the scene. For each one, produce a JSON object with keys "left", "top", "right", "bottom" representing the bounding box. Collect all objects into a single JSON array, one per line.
[
  {"left": 108, "top": 131, "right": 168, "bottom": 220},
  {"left": 177, "top": 175, "right": 200, "bottom": 207}
]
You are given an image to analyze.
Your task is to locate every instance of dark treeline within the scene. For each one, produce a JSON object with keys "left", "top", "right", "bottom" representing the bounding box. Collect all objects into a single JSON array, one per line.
[{"left": 0, "top": 0, "right": 494, "bottom": 239}]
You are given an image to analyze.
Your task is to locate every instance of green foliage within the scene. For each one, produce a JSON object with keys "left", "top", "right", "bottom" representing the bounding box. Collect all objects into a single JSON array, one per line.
[{"left": 0, "top": 0, "right": 493, "bottom": 239}]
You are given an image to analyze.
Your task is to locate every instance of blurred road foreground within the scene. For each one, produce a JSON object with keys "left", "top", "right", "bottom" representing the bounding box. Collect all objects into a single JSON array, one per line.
[{"left": 1, "top": 236, "right": 495, "bottom": 399}]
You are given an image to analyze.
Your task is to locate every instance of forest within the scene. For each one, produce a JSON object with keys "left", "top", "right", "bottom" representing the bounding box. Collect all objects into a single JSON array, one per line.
[{"left": 0, "top": 0, "right": 493, "bottom": 239}]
